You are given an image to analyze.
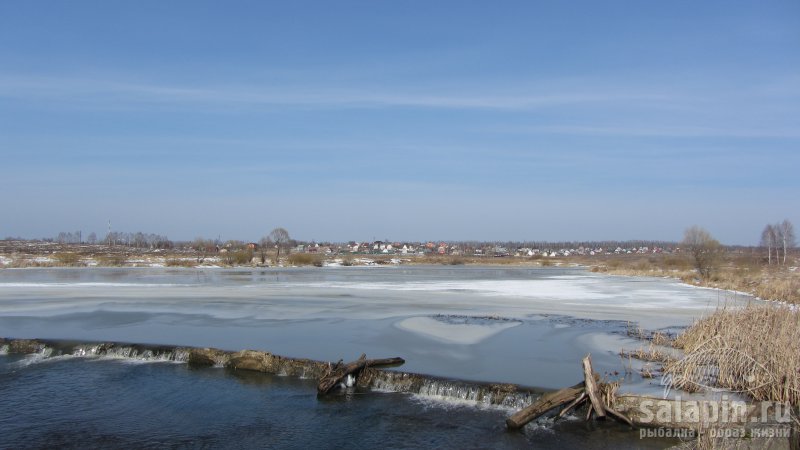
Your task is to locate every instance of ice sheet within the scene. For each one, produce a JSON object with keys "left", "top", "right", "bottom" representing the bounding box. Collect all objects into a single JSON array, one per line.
[{"left": 0, "top": 266, "right": 756, "bottom": 388}]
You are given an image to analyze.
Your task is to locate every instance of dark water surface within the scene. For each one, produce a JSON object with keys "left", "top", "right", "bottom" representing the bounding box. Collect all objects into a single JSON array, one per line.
[{"left": 0, "top": 355, "right": 677, "bottom": 449}]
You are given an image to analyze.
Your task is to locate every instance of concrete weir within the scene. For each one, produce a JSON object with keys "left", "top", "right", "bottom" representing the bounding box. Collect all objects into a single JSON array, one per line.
[
  {"left": 0, "top": 337, "right": 537, "bottom": 410},
  {"left": 2, "top": 337, "right": 797, "bottom": 448}
]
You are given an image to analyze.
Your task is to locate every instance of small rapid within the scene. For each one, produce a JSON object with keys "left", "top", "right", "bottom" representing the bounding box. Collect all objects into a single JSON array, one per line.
[
  {"left": 365, "top": 370, "right": 535, "bottom": 410},
  {"left": 70, "top": 343, "right": 190, "bottom": 362},
  {"left": 3, "top": 340, "right": 191, "bottom": 368}
]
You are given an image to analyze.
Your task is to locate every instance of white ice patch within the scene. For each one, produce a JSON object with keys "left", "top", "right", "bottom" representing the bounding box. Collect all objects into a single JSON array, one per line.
[
  {"left": 0, "top": 282, "right": 192, "bottom": 288},
  {"left": 303, "top": 279, "right": 615, "bottom": 301},
  {"left": 395, "top": 316, "right": 520, "bottom": 345}
]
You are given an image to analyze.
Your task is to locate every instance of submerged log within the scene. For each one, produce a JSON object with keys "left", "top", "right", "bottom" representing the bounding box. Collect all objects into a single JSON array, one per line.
[
  {"left": 582, "top": 355, "right": 606, "bottom": 420},
  {"left": 505, "top": 381, "right": 585, "bottom": 429},
  {"left": 317, "top": 353, "right": 405, "bottom": 395}
]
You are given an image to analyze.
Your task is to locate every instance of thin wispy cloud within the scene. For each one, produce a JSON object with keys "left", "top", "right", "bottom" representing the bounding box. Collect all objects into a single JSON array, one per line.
[
  {"left": 499, "top": 124, "right": 800, "bottom": 139},
  {"left": 0, "top": 74, "right": 671, "bottom": 111}
]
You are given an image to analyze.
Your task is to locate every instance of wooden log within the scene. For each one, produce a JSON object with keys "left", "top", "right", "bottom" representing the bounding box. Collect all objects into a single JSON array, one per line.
[
  {"left": 582, "top": 355, "right": 606, "bottom": 420},
  {"left": 317, "top": 354, "right": 405, "bottom": 395},
  {"left": 557, "top": 392, "right": 587, "bottom": 419},
  {"left": 506, "top": 382, "right": 584, "bottom": 430}
]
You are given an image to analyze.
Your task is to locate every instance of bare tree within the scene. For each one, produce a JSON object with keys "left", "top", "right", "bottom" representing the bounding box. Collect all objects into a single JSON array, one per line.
[
  {"left": 258, "top": 236, "right": 272, "bottom": 264},
  {"left": 269, "top": 227, "right": 290, "bottom": 263},
  {"left": 778, "top": 219, "right": 795, "bottom": 265},
  {"left": 761, "top": 224, "right": 777, "bottom": 265},
  {"left": 87, "top": 232, "right": 97, "bottom": 245},
  {"left": 682, "top": 226, "right": 721, "bottom": 279},
  {"left": 192, "top": 237, "right": 215, "bottom": 264}
]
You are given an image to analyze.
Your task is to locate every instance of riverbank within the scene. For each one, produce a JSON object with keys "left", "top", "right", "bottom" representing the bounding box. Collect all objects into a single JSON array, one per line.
[
  {"left": 2, "top": 242, "right": 795, "bottom": 307},
  {"left": 576, "top": 254, "right": 799, "bottom": 306}
]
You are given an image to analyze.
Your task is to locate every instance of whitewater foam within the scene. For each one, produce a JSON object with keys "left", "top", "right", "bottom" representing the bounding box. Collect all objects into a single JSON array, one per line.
[{"left": 10, "top": 347, "right": 55, "bottom": 368}]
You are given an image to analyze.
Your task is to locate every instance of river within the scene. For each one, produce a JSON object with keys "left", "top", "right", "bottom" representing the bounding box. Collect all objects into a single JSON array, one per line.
[{"left": 0, "top": 266, "right": 753, "bottom": 448}]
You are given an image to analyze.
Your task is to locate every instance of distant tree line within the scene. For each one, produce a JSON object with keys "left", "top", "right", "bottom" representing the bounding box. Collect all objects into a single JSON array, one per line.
[
  {"left": 104, "top": 231, "right": 173, "bottom": 248},
  {"left": 55, "top": 230, "right": 172, "bottom": 248},
  {"left": 55, "top": 231, "right": 85, "bottom": 244}
]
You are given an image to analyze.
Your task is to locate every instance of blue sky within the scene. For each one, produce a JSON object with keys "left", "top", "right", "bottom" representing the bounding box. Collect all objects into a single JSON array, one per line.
[{"left": 1, "top": 1, "right": 798, "bottom": 244}]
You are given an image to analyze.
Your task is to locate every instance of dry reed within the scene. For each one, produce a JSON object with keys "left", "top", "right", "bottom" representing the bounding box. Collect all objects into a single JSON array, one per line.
[
  {"left": 619, "top": 344, "right": 676, "bottom": 363},
  {"left": 666, "top": 305, "right": 800, "bottom": 405}
]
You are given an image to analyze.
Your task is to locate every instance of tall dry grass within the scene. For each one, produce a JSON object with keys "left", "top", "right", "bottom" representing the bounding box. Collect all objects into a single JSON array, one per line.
[
  {"left": 666, "top": 305, "right": 800, "bottom": 405},
  {"left": 286, "top": 253, "right": 323, "bottom": 266},
  {"left": 53, "top": 252, "right": 83, "bottom": 266}
]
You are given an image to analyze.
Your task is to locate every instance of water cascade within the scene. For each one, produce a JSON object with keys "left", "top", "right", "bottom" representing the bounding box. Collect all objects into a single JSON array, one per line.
[{"left": 1, "top": 337, "right": 541, "bottom": 409}]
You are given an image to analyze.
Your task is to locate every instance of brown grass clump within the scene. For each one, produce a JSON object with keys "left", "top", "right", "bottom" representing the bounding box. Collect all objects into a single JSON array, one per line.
[
  {"left": 666, "top": 305, "right": 800, "bottom": 405},
  {"left": 619, "top": 344, "right": 676, "bottom": 364},
  {"left": 599, "top": 380, "right": 620, "bottom": 408},
  {"left": 286, "top": 253, "right": 323, "bottom": 266},
  {"left": 53, "top": 252, "right": 83, "bottom": 266},
  {"left": 165, "top": 258, "right": 195, "bottom": 267},
  {"left": 752, "top": 272, "right": 800, "bottom": 304},
  {"left": 98, "top": 254, "right": 128, "bottom": 266},
  {"left": 625, "top": 324, "right": 675, "bottom": 346}
]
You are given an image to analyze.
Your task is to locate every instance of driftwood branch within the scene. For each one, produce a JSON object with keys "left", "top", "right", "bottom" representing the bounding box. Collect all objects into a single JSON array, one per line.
[
  {"left": 557, "top": 392, "right": 587, "bottom": 419},
  {"left": 505, "top": 382, "right": 584, "bottom": 429},
  {"left": 317, "top": 354, "right": 405, "bottom": 395}
]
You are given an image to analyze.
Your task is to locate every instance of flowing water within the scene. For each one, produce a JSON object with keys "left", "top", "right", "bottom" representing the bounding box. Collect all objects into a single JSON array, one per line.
[{"left": 0, "top": 266, "right": 753, "bottom": 448}]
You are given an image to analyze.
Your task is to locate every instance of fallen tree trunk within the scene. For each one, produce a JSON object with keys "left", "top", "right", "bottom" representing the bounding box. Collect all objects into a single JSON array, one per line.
[
  {"left": 317, "top": 354, "right": 405, "bottom": 395},
  {"left": 505, "top": 381, "right": 585, "bottom": 429}
]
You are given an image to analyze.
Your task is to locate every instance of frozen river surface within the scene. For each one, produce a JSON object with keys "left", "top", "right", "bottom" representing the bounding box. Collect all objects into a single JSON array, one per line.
[{"left": 0, "top": 266, "right": 752, "bottom": 389}]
